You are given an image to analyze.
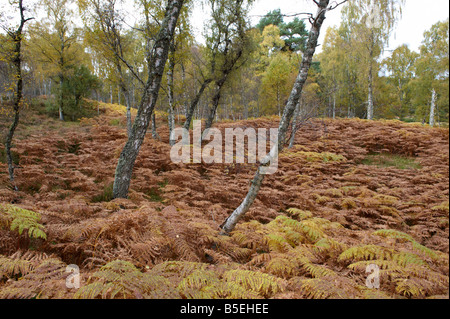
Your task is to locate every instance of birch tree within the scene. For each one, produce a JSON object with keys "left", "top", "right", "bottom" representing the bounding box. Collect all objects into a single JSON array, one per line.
[
  {"left": 112, "top": 0, "right": 185, "bottom": 199},
  {"left": 413, "top": 19, "right": 449, "bottom": 125},
  {"left": 343, "top": 0, "right": 404, "bottom": 120},
  {"left": 202, "top": 0, "right": 253, "bottom": 134},
  {"left": 29, "top": 0, "right": 79, "bottom": 121},
  {"left": 0, "top": 0, "right": 33, "bottom": 190},
  {"left": 220, "top": 0, "right": 346, "bottom": 235}
]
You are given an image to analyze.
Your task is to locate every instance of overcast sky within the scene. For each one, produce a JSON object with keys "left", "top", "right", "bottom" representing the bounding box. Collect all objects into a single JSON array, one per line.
[{"left": 192, "top": 0, "right": 450, "bottom": 54}]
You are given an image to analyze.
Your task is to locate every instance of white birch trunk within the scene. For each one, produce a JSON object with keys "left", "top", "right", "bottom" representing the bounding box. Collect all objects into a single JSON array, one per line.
[
  {"left": 429, "top": 88, "right": 436, "bottom": 127},
  {"left": 220, "top": 0, "right": 331, "bottom": 235}
]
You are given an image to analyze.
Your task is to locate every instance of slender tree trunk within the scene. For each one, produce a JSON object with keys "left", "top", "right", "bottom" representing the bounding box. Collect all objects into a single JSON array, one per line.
[
  {"left": 181, "top": 62, "right": 189, "bottom": 118},
  {"left": 151, "top": 112, "right": 160, "bottom": 140},
  {"left": 59, "top": 75, "right": 64, "bottom": 121},
  {"left": 167, "top": 54, "right": 176, "bottom": 146},
  {"left": 5, "top": 0, "right": 31, "bottom": 191},
  {"left": 117, "top": 83, "right": 121, "bottom": 105},
  {"left": 430, "top": 88, "right": 437, "bottom": 127},
  {"left": 125, "top": 90, "right": 132, "bottom": 137},
  {"left": 220, "top": 0, "right": 331, "bottom": 235},
  {"left": 183, "top": 79, "right": 212, "bottom": 130},
  {"left": 204, "top": 78, "right": 227, "bottom": 134},
  {"left": 113, "top": 0, "right": 184, "bottom": 199},
  {"left": 333, "top": 92, "right": 336, "bottom": 119}
]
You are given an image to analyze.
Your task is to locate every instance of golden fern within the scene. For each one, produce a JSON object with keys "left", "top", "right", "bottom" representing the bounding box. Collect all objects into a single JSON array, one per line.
[
  {"left": 286, "top": 208, "right": 313, "bottom": 221},
  {"left": 338, "top": 245, "right": 394, "bottom": 263},
  {"left": 177, "top": 269, "right": 221, "bottom": 299},
  {"left": 373, "top": 229, "right": 438, "bottom": 260},
  {"left": 223, "top": 269, "right": 285, "bottom": 298},
  {"left": 0, "top": 253, "right": 67, "bottom": 299},
  {"left": 75, "top": 260, "right": 172, "bottom": 299},
  {"left": 264, "top": 256, "right": 299, "bottom": 278},
  {"left": 303, "top": 263, "right": 338, "bottom": 279},
  {"left": 300, "top": 276, "right": 362, "bottom": 299},
  {"left": 0, "top": 252, "right": 35, "bottom": 279}
]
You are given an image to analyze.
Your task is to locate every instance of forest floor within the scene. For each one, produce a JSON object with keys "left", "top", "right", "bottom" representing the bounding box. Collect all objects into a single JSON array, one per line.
[{"left": 0, "top": 100, "right": 448, "bottom": 299}]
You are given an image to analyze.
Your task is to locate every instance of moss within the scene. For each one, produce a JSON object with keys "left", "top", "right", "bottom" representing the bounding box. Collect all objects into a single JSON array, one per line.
[{"left": 360, "top": 153, "right": 422, "bottom": 170}]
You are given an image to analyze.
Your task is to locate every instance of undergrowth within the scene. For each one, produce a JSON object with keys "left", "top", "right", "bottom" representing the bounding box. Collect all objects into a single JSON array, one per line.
[{"left": 0, "top": 103, "right": 448, "bottom": 299}]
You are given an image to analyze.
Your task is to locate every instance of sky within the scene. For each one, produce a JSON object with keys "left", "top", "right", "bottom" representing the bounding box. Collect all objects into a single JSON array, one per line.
[
  {"left": 1, "top": 0, "right": 448, "bottom": 56},
  {"left": 191, "top": 0, "right": 450, "bottom": 54}
]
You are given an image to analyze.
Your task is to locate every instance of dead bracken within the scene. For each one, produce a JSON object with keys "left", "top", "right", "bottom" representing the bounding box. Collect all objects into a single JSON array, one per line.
[{"left": 0, "top": 103, "right": 448, "bottom": 299}]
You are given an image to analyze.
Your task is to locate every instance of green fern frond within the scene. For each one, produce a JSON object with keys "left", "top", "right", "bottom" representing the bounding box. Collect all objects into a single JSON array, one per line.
[
  {"left": 300, "top": 276, "right": 361, "bottom": 299},
  {"left": 392, "top": 251, "right": 429, "bottom": 267},
  {"left": 373, "top": 229, "right": 415, "bottom": 242},
  {"left": 410, "top": 241, "right": 438, "bottom": 260},
  {"left": 177, "top": 269, "right": 220, "bottom": 299},
  {"left": 313, "top": 237, "right": 346, "bottom": 255},
  {"left": 373, "top": 229, "right": 438, "bottom": 259},
  {"left": 265, "top": 233, "right": 293, "bottom": 253},
  {"left": 286, "top": 208, "right": 313, "bottom": 221},
  {"left": 223, "top": 269, "right": 285, "bottom": 298},
  {"left": 0, "top": 204, "right": 46, "bottom": 240},
  {"left": 298, "top": 220, "right": 326, "bottom": 243},
  {"left": 265, "top": 257, "right": 299, "bottom": 278},
  {"left": 303, "top": 263, "right": 337, "bottom": 278},
  {"left": 75, "top": 260, "right": 171, "bottom": 299},
  {"left": 338, "top": 245, "right": 394, "bottom": 263}
]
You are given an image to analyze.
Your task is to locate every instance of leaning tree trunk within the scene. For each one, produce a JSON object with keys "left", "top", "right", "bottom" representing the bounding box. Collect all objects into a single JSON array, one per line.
[
  {"left": 220, "top": 0, "right": 331, "bottom": 235},
  {"left": 288, "top": 100, "right": 302, "bottom": 149},
  {"left": 429, "top": 88, "right": 436, "bottom": 127},
  {"left": 113, "top": 0, "right": 184, "bottom": 199}
]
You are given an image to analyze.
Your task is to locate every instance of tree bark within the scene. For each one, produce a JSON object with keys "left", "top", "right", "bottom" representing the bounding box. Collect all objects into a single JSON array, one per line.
[
  {"left": 333, "top": 92, "right": 336, "bottom": 119},
  {"left": 367, "top": 30, "right": 375, "bottom": 120},
  {"left": 167, "top": 52, "right": 176, "bottom": 146},
  {"left": 5, "top": 0, "right": 32, "bottom": 191},
  {"left": 113, "top": 0, "right": 184, "bottom": 199},
  {"left": 220, "top": 0, "right": 331, "bottom": 235},
  {"left": 288, "top": 100, "right": 302, "bottom": 149},
  {"left": 151, "top": 112, "right": 160, "bottom": 140},
  {"left": 183, "top": 78, "right": 212, "bottom": 130},
  {"left": 429, "top": 88, "right": 437, "bottom": 127},
  {"left": 204, "top": 79, "right": 227, "bottom": 133},
  {"left": 58, "top": 75, "right": 65, "bottom": 121}
]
